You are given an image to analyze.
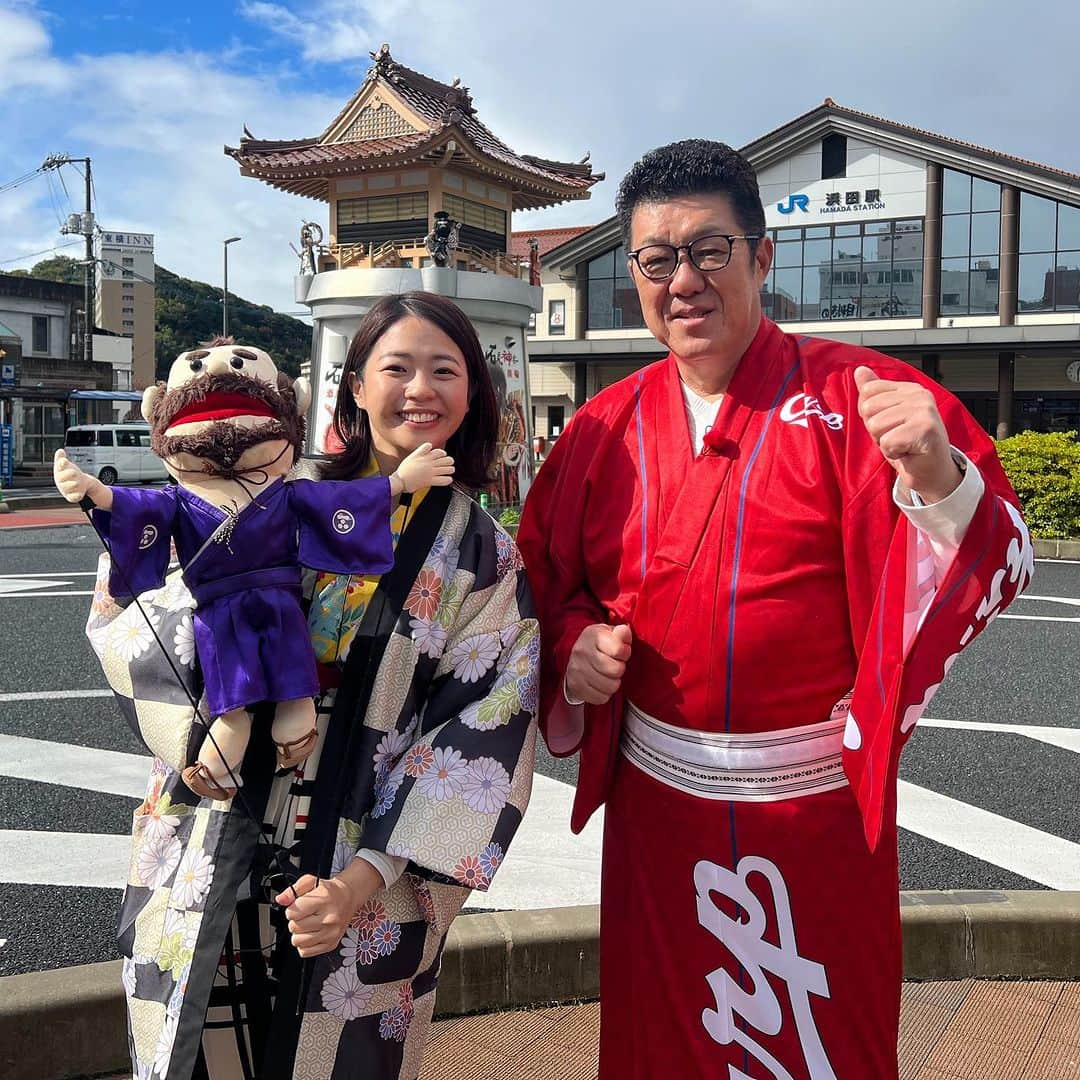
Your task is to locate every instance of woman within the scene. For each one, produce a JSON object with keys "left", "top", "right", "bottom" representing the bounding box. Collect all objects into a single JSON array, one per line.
[{"left": 87, "top": 292, "right": 539, "bottom": 1080}]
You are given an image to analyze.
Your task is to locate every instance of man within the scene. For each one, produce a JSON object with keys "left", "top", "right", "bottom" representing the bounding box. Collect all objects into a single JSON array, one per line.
[{"left": 518, "top": 140, "right": 1031, "bottom": 1079}]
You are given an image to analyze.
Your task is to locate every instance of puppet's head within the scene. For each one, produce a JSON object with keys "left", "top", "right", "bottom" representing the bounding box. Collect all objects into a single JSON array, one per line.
[{"left": 141, "top": 339, "right": 311, "bottom": 482}]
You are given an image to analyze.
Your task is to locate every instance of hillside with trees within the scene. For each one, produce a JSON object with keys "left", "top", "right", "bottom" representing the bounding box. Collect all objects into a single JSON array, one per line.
[{"left": 12, "top": 255, "right": 310, "bottom": 378}]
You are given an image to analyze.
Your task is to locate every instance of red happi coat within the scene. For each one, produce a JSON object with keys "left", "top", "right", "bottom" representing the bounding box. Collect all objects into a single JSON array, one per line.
[{"left": 519, "top": 317, "right": 1031, "bottom": 1079}]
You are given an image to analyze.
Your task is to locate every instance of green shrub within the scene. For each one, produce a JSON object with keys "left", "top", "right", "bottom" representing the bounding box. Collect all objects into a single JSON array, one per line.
[
  {"left": 498, "top": 506, "right": 522, "bottom": 527},
  {"left": 995, "top": 430, "right": 1080, "bottom": 539}
]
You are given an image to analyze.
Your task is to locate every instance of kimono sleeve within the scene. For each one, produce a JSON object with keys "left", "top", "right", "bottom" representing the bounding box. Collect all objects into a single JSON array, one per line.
[
  {"left": 289, "top": 476, "right": 394, "bottom": 575},
  {"left": 840, "top": 379, "right": 1033, "bottom": 849},
  {"left": 358, "top": 539, "right": 539, "bottom": 893},
  {"left": 518, "top": 415, "right": 611, "bottom": 754},
  {"left": 92, "top": 484, "right": 178, "bottom": 599}
]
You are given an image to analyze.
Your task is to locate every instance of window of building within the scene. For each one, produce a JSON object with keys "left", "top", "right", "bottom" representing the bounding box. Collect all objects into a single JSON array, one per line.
[
  {"left": 122, "top": 307, "right": 134, "bottom": 314},
  {"left": 122, "top": 256, "right": 134, "bottom": 266},
  {"left": 821, "top": 133, "right": 847, "bottom": 180},
  {"left": 548, "top": 299, "right": 566, "bottom": 335},
  {"left": 122, "top": 320, "right": 135, "bottom": 328},
  {"left": 586, "top": 245, "right": 646, "bottom": 329},
  {"left": 122, "top": 294, "right": 134, "bottom": 303},
  {"left": 32, "top": 315, "right": 49, "bottom": 353},
  {"left": 940, "top": 170, "right": 1000, "bottom": 315},
  {"left": 122, "top": 271, "right": 134, "bottom": 279},
  {"left": 442, "top": 194, "right": 506, "bottom": 236},
  {"left": 548, "top": 404, "right": 566, "bottom": 436},
  {"left": 336, "top": 193, "right": 429, "bottom": 248},
  {"left": 1018, "top": 192, "right": 1080, "bottom": 311},
  {"left": 759, "top": 219, "right": 924, "bottom": 322}
]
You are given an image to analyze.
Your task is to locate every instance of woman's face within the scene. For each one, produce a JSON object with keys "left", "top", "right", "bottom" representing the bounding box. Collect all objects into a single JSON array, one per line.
[{"left": 350, "top": 315, "right": 470, "bottom": 470}]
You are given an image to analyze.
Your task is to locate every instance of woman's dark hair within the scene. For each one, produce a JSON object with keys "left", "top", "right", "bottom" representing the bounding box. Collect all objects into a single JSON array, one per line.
[
  {"left": 319, "top": 291, "right": 500, "bottom": 489},
  {"left": 615, "top": 139, "right": 766, "bottom": 255}
]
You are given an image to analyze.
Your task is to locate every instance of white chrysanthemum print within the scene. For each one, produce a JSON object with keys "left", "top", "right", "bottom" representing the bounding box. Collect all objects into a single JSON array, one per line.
[
  {"left": 109, "top": 604, "right": 160, "bottom": 663},
  {"left": 121, "top": 956, "right": 138, "bottom": 998},
  {"left": 86, "top": 620, "right": 110, "bottom": 660},
  {"left": 135, "top": 1061, "right": 153, "bottom": 1080},
  {"left": 428, "top": 535, "right": 460, "bottom": 579},
  {"left": 160, "top": 576, "right": 192, "bottom": 613},
  {"left": 138, "top": 834, "right": 182, "bottom": 889},
  {"left": 321, "top": 965, "right": 374, "bottom": 1021},
  {"left": 173, "top": 846, "right": 214, "bottom": 909},
  {"left": 415, "top": 746, "right": 468, "bottom": 801},
  {"left": 153, "top": 1013, "right": 177, "bottom": 1078},
  {"left": 461, "top": 757, "right": 512, "bottom": 815},
  {"left": 448, "top": 633, "right": 501, "bottom": 684},
  {"left": 173, "top": 614, "right": 196, "bottom": 669},
  {"left": 373, "top": 729, "right": 410, "bottom": 769},
  {"left": 410, "top": 616, "right": 447, "bottom": 658}
]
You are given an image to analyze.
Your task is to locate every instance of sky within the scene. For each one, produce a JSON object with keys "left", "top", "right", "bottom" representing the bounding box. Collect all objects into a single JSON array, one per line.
[{"left": 2, "top": 0, "right": 1079, "bottom": 319}]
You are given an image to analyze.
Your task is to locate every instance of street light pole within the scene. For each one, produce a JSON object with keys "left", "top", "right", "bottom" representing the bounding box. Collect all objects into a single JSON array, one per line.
[{"left": 222, "top": 236, "right": 241, "bottom": 337}]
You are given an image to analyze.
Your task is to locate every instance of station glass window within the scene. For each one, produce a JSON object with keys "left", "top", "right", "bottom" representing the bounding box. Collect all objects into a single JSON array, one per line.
[
  {"left": 1018, "top": 192, "right": 1080, "bottom": 311},
  {"left": 940, "top": 170, "right": 1000, "bottom": 315},
  {"left": 760, "top": 219, "right": 924, "bottom": 322},
  {"left": 585, "top": 245, "right": 645, "bottom": 329}
]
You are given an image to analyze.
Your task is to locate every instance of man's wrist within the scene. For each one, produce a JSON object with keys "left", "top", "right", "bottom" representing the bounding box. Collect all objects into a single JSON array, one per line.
[{"left": 563, "top": 675, "right": 585, "bottom": 707}]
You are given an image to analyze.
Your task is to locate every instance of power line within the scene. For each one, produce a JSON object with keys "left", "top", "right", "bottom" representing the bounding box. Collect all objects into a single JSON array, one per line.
[
  {"left": 0, "top": 239, "right": 83, "bottom": 267},
  {"left": 0, "top": 166, "right": 47, "bottom": 196}
]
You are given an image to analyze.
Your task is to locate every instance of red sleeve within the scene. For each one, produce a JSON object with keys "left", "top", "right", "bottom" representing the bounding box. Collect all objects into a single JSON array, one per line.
[{"left": 518, "top": 414, "right": 610, "bottom": 755}]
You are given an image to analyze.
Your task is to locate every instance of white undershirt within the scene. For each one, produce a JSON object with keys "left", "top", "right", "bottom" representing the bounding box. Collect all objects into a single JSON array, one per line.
[{"left": 681, "top": 380, "right": 723, "bottom": 456}]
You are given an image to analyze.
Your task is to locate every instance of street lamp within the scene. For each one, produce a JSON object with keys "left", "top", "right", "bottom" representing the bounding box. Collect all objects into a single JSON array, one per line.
[{"left": 222, "top": 236, "right": 242, "bottom": 337}]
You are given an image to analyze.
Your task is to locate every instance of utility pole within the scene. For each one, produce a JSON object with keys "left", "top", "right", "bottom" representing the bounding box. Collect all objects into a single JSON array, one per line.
[{"left": 45, "top": 154, "right": 94, "bottom": 367}]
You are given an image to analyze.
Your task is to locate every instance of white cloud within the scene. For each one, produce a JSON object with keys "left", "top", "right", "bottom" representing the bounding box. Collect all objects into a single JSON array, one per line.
[{"left": 2, "top": 0, "right": 1079, "bottom": 329}]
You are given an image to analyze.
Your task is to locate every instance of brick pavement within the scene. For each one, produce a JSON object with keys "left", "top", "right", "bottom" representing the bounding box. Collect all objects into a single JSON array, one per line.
[
  {"left": 0, "top": 506, "right": 84, "bottom": 529},
  {"left": 417, "top": 981, "right": 1080, "bottom": 1080}
]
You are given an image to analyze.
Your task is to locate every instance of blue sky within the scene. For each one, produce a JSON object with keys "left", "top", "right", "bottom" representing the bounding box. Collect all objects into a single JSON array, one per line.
[{"left": 3, "top": 0, "right": 1079, "bottom": 318}]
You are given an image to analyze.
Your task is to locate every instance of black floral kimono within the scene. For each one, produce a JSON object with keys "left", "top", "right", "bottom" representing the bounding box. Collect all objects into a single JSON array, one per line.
[{"left": 86, "top": 483, "right": 539, "bottom": 1079}]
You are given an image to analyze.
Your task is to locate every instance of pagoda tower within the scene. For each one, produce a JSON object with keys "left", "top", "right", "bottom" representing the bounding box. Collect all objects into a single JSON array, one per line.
[{"left": 226, "top": 44, "right": 601, "bottom": 498}]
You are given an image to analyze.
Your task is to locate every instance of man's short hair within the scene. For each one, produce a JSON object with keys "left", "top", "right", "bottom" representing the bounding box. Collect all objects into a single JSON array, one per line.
[{"left": 616, "top": 139, "right": 766, "bottom": 252}]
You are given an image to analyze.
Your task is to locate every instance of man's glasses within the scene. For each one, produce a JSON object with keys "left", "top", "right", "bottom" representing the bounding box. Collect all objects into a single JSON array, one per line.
[{"left": 626, "top": 234, "right": 763, "bottom": 281}]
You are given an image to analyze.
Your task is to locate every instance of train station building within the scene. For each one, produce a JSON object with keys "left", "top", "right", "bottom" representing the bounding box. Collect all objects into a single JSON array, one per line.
[{"left": 522, "top": 100, "right": 1080, "bottom": 443}]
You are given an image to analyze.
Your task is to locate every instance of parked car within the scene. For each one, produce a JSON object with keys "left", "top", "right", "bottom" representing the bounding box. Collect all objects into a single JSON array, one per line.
[{"left": 62, "top": 424, "right": 169, "bottom": 485}]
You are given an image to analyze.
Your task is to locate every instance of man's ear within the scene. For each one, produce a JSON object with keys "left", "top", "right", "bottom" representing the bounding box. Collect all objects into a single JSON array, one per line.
[
  {"left": 141, "top": 383, "right": 164, "bottom": 424},
  {"left": 293, "top": 376, "right": 311, "bottom": 416}
]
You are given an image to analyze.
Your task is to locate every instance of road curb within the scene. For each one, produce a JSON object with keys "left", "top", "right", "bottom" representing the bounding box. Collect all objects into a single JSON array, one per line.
[
  {"left": 1033, "top": 537, "right": 1080, "bottom": 560},
  {"left": 0, "top": 891, "right": 1076, "bottom": 1080}
]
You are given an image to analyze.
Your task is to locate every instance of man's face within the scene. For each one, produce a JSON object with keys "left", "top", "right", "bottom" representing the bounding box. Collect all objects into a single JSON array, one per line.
[{"left": 628, "top": 193, "right": 773, "bottom": 370}]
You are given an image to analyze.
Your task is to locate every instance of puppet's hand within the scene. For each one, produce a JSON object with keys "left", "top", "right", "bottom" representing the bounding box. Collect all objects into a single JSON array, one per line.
[
  {"left": 393, "top": 442, "right": 455, "bottom": 493},
  {"left": 854, "top": 366, "right": 962, "bottom": 504},
  {"left": 54, "top": 449, "right": 112, "bottom": 509}
]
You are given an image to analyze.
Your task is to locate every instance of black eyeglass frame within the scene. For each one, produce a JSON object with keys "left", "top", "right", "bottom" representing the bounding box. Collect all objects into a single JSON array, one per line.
[{"left": 626, "top": 234, "right": 764, "bottom": 280}]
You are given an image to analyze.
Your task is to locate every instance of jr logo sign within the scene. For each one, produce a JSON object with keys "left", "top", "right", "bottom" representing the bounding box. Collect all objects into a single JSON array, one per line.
[{"left": 777, "top": 194, "right": 810, "bottom": 215}]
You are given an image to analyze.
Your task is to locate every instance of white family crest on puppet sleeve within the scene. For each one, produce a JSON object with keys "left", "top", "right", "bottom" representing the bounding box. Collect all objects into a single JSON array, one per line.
[{"left": 694, "top": 855, "right": 837, "bottom": 1080}]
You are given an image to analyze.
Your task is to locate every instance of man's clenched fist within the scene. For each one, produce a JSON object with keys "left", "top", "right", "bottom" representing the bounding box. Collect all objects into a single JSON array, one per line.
[
  {"left": 854, "top": 366, "right": 961, "bottom": 504},
  {"left": 566, "top": 623, "right": 632, "bottom": 705}
]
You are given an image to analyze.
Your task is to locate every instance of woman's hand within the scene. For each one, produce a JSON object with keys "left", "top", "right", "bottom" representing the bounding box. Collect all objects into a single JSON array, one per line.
[{"left": 274, "top": 858, "right": 384, "bottom": 958}]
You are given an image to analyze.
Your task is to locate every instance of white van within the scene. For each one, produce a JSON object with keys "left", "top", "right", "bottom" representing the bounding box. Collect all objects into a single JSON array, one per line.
[{"left": 63, "top": 424, "right": 169, "bottom": 485}]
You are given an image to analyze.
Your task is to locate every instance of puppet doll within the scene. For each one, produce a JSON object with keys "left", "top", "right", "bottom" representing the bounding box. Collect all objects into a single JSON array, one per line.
[{"left": 54, "top": 340, "right": 453, "bottom": 800}]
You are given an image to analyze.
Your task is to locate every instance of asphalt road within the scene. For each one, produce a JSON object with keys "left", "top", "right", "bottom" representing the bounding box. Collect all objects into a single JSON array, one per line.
[{"left": 0, "top": 522, "right": 1077, "bottom": 975}]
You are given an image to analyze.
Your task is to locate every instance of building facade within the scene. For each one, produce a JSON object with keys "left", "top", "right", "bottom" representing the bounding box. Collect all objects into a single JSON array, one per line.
[
  {"left": 524, "top": 101, "right": 1080, "bottom": 443},
  {"left": 0, "top": 273, "right": 125, "bottom": 469},
  {"left": 93, "top": 230, "right": 156, "bottom": 390}
]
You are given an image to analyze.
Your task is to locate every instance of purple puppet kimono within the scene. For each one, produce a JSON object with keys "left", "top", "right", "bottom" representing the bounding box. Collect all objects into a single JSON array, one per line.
[{"left": 93, "top": 476, "right": 394, "bottom": 716}]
